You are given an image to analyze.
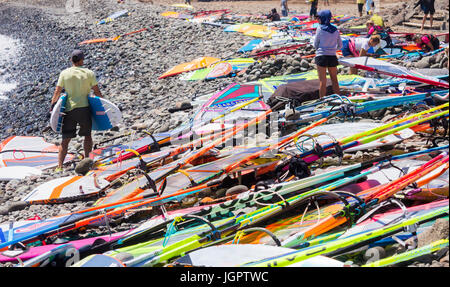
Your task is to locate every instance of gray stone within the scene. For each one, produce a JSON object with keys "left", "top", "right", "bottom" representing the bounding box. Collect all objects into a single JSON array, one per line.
[
  {"left": 75, "top": 158, "right": 94, "bottom": 175},
  {"left": 156, "top": 122, "right": 170, "bottom": 133},
  {"left": 291, "top": 59, "right": 301, "bottom": 67},
  {"left": 439, "top": 255, "right": 449, "bottom": 263},
  {"left": 440, "top": 56, "right": 448, "bottom": 68},
  {"left": 285, "top": 66, "right": 295, "bottom": 75},
  {"left": 16, "top": 185, "right": 30, "bottom": 195},
  {"left": 225, "top": 185, "right": 249, "bottom": 196},
  {"left": 415, "top": 57, "right": 431, "bottom": 69},
  {"left": 431, "top": 260, "right": 441, "bottom": 267},
  {"left": 430, "top": 63, "right": 441, "bottom": 69},
  {"left": 300, "top": 59, "right": 310, "bottom": 69},
  {"left": 274, "top": 58, "right": 284, "bottom": 67},
  {"left": 300, "top": 67, "right": 309, "bottom": 72}
]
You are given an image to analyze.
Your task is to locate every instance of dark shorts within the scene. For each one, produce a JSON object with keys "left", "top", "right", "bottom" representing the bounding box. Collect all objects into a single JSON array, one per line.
[
  {"left": 315, "top": 55, "right": 339, "bottom": 67},
  {"left": 62, "top": 107, "right": 92, "bottom": 139},
  {"left": 358, "top": 3, "right": 364, "bottom": 13},
  {"left": 421, "top": 3, "right": 435, "bottom": 15}
]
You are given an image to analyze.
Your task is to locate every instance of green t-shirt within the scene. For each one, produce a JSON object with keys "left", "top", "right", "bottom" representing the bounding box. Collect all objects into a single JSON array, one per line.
[{"left": 56, "top": 66, "right": 98, "bottom": 112}]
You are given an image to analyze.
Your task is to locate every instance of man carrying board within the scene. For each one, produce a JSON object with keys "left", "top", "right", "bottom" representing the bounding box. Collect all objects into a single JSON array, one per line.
[{"left": 51, "top": 50, "right": 103, "bottom": 172}]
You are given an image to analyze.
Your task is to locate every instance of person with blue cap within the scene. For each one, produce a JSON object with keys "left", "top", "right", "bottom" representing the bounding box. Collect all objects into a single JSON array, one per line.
[
  {"left": 51, "top": 50, "right": 103, "bottom": 172},
  {"left": 313, "top": 10, "right": 343, "bottom": 99}
]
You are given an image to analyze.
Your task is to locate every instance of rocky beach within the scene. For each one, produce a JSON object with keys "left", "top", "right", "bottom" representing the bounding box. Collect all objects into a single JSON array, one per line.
[{"left": 0, "top": 0, "right": 448, "bottom": 268}]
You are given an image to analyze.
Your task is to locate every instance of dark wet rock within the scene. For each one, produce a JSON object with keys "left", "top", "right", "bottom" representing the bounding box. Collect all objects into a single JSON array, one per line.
[
  {"left": 0, "top": 201, "right": 28, "bottom": 215},
  {"left": 300, "top": 59, "right": 310, "bottom": 69}
]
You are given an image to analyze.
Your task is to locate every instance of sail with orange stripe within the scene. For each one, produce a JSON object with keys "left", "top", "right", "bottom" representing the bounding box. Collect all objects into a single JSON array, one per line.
[
  {"left": 21, "top": 175, "right": 110, "bottom": 204},
  {"left": 159, "top": 57, "right": 220, "bottom": 79}
]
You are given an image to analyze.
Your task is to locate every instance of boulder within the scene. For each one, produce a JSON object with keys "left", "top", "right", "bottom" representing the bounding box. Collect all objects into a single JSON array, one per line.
[{"left": 75, "top": 158, "right": 94, "bottom": 175}]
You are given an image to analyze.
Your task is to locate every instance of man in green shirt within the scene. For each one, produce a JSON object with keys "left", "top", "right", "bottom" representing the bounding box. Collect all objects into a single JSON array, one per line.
[{"left": 51, "top": 50, "right": 103, "bottom": 171}]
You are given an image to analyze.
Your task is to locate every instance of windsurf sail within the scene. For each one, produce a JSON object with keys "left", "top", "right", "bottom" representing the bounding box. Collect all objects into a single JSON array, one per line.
[
  {"left": 225, "top": 23, "right": 276, "bottom": 38},
  {"left": 252, "top": 44, "right": 306, "bottom": 58},
  {"left": 92, "top": 84, "right": 268, "bottom": 165},
  {"left": 183, "top": 58, "right": 255, "bottom": 81},
  {"left": 97, "top": 112, "right": 329, "bottom": 207},
  {"left": 21, "top": 175, "right": 110, "bottom": 204},
  {"left": 205, "top": 62, "right": 233, "bottom": 80},
  {"left": 159, "top": 57, "right": 220, "bottom": 79},
  {"left": 161, "top": 11, "right": 180, "bottom": 18},
  {"left": 79, "top": 28, "right": 148, "bottom": 45},
  {"left": 191, "top": 83, "right": 270, "bottom": 135},
  {"left": 94, "top": 146, "right": 274, "bottom": 206},
  {"left": 339, "top": 57, "right": 450, "bottom": 88},
  {"left": 239, "top": 39, "right": 263, "bottom": 53},
  {"left": 89, "top": 132, "right": 172, "bottom": 162},
  {"left": 0, "top": 136, "right": 74, "bottom": 170}
]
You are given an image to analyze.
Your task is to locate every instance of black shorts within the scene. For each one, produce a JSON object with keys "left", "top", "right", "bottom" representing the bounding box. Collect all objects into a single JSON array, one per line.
[
  {"left": 62, "top": 107, "right": 92, "bottom": 139},
  {"left": 315, "top": 55, "right": 339, "bottom": 67},
  {"left": 358, "top": 3, "right": 364, "bottom": 13},
  {"left": 421, "top": 3, "right": 435, "bottom": 15}
]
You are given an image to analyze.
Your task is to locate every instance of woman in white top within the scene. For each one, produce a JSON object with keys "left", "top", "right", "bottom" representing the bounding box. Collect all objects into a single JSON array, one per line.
[{"left": 313, "top": 10, "right": 343, "bottom": 98}]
